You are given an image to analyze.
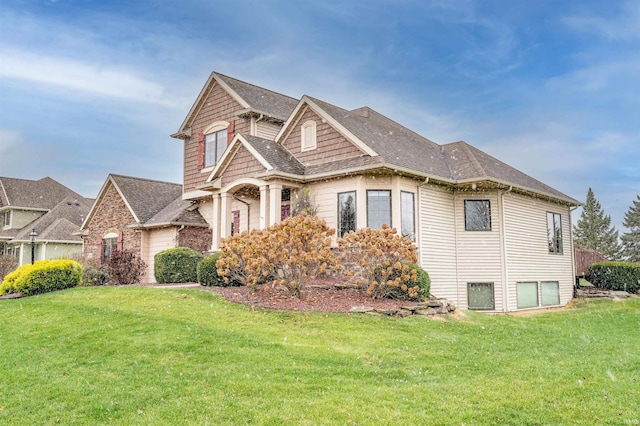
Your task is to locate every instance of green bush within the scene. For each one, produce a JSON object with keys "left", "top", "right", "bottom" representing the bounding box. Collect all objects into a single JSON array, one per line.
[
  {"left": 371, "top": 262, "right": 430, "bottom": 300},
  {"left": 0, "top": 259, "right": 82, "bottom": 296},
  {"left": 197, "top": 253, "right": 226, "bottom": 286},
  {"left": 154, "top": 247, "right": 204, "bottom": 284},
  {"left": 589, "top": 261, "right": 640, "bottom": 294},
  {"left": 81, "top": 266, "right": 110, "bottom": 286}
]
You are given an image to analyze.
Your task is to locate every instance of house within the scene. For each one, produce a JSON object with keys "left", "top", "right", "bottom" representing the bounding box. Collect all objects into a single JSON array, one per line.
[
  {"left": 78, "top": 174, "right": 211, "bottom": 282},
  {"left": 0, "top": 176, "right": 92, "bottom": 265},
  {"left": 170, "top": 72, "right": 580, "bottom": 312}
]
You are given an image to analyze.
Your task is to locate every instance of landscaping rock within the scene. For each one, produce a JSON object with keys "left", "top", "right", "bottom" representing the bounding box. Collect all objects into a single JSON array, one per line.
[
  {"left": 415, "top": 307, "right": 438, "bottom": 316},
  {"left": 350, "top": 306, "right": 375, "bottom": 313},
  {"left": 611, "top": 291, "right": 630, "bottom": 298},
  {"left": 375, "top": 308, "right": 399, "bottom": 316}
]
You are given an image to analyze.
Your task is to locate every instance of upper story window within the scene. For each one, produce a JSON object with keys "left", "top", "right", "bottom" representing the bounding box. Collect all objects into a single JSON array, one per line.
[
  {"left": 338, "top": 191, "right": 356, "bottom": 237},
  {"left": 301, "top": 120, "right": 317, "bottom": 151},
  {"left": 401, "top": 191, "right": 415, "bottom": 241},
  {"left": 205, "top": 128, "right": 228, "bottom": 168},
  {"left": 3, "top": 211, "right": 10, "bottom": 227},
  {"left": 367, "top": 190, "right": 391, "bottom": 229},
  {"left": 547, "top": 212, "right": 563, "bottom": 254},
  {"left": 464, "top": 200, "right": 491, "bottom": 231}
]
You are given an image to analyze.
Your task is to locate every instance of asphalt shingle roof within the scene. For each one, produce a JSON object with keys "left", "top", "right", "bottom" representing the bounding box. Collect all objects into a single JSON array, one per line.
[
  {"left": 242, "top": 135, "right": 305, "bottom": 175},
  {"left": 215, "top": 73, "right": 298, "bottom": 121},
  {"left": 0, "top": 176, "right": 87, "bottom": 209},
  {"left": 109, "top": 175, "right": 184, "bottom": 224}
]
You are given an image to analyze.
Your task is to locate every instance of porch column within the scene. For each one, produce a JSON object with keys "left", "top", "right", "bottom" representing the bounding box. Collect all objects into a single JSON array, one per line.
[
  {"left": 259, "top": 185, "right": 270, "bottom": 229},
  {"left": 220, "top": 192, "right": 233, "bottom": 240},
  {"left": 269, "top": 183, "right": 283, "bottom": 226},
  {"left": 211, "top": 193, "right": 221, "bottom": 250},
  {"left": 356, "top": 176, "right": 367, "bottom": 229}
]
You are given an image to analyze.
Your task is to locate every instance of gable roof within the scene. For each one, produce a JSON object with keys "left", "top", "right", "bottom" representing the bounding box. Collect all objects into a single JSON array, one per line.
[
  {"left": 0, "top": 176, "right": 86, "bottom": 210},
  {"left": 272, "top": 95, "right": 578, "bottom": 205},
  {"left": 173, "top": 72, "right": 298, "bottom": 138},
  {"left": 82, "top": 174, "right": 206, "bottom": 230}
]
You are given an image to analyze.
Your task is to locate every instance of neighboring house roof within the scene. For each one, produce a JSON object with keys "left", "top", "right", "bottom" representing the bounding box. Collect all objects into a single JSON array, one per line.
[
  {"left": 0, "top": 177, "right": 92, "bottom": 244},
  {"left": 173, "top": 72, "right": 298, "bottom": 137},
  {"left": 82, "top": 174, "right": 207, "bottom": 230},
  {"left": 0, "top": 176, "right": 86, "bottom": 210}
]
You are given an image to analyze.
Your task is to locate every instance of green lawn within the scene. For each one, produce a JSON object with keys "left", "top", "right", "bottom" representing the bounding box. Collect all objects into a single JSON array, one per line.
[{"left": 0, "top": 287, "right": 638, "bottom": 425}]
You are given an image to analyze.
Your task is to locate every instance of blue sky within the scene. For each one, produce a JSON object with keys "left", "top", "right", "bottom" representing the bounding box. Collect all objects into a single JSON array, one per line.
[{"left": 0, "top": 0, "right": 638, "bottom": 232}]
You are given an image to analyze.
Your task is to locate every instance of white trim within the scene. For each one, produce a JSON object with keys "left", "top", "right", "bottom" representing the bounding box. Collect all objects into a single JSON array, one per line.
[
  {"left": 182, "top": 189, "right": 213, "bottom": 200},
  {"left": 203, "top": 120, "right": 230, "bottom": 135}
]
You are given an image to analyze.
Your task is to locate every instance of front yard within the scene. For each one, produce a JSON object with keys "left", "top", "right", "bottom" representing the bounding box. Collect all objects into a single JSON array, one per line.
[{"left": 0, "top": 286, "right": 638, "bottom": 425}]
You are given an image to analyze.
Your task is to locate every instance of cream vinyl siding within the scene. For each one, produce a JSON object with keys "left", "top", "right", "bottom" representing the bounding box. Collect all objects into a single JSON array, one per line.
[
  {"left": 502, "top": 193, "right": 574, "bottom": 311},
  {"left": 142, "top": 227, "right": 178, "bottom": 283},
  {"left": 255, "top": 121, "right": 282, "bottom": 140},
  {"left": 198, "top": 198, "right": 214, "bottom": 227},
  {"left": 310, "top": 177, "right": 361, "bottom": 243},
  {"left": 454, "top": 192, "right": 503, "bottom": 310},
  {"left": 418, "top": 185, "right": 458, "bottom": 303}
]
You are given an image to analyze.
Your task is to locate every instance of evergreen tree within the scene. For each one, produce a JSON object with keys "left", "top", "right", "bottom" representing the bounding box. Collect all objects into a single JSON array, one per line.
[
  {"left": 573, "top": 188, "right": 622, "bottom": 260},
  {"left": 621, "top": 195, "right": 640, "bottom": 262}
]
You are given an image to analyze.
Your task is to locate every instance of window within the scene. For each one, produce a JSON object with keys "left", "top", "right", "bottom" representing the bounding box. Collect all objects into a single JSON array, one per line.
[
  {"left": 101, "top": 236, "right": 118, "bottom": 264},
  {"left": 401, "top": 191, "right": 415, "bottom": 241},
  {"left": 301, "top": 120, "right": 317, "bottom": 151},
  {"left": 338, "top": 191, "right": 356, "bottom": 237},
  {"left": 517, "top": 281, "right": 560, "bottom": 308},
  {"left": 541, "top": 281, "right": 560, "bottom": 306},
  {"left": 367, "top": 190, "right": 391, "bottom": 229},
  {"left": 3, "top": 211, "right": 10, "bottom": 227},
  {"left": 465, "top": 200, "right": 491, "bottom": 231},
  {"left": 468, "top": 283, "right": 495, "bottom": 310},
  {"left": 517, "top": 282, "right": 539, "bottom": 309},
  {"left": 205, "top": 128, "right": 228, "bottom": 167},
  {"left": 547, "top": 212, "right": 563, "bottom": 253}
]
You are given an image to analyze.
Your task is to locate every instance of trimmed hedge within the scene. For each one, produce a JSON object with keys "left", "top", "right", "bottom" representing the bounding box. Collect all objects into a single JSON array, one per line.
[
  {"left": 197, "top": 253, "right": 226, "bottom": 286},
  {"left": 154, "top": 247, "right": 204, "bottom": 284},
  {"left": 589, "top": 261, "right": 640, "bottom": 294},
  {"left": 0, "top": 259, "right": 82, "bottom": 296}
]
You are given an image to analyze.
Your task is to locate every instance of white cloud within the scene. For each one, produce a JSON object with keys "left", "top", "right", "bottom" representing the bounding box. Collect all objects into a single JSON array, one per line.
[
  {"left": 0, "top": 49, "right": 172, "bottom": 106},
  {"left": 563, "top": 0, "right": 640, "bottom": 41}
]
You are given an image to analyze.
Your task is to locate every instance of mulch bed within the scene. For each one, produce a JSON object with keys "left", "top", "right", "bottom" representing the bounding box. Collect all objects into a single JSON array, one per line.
[{"left": 203, "top": 277, "right": 422, "bottom": 313}]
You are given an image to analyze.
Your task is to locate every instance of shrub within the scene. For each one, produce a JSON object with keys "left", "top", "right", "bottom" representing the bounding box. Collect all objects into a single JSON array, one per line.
[
  {"left": 154, "top": 247, "right": 204, "bottom": 284},
  {"left": 337, "top": 224, "right": 419, "bottom": 299},
  {"left": 371, "top": 262, "right": 430, "bottom": 300},
  {"left": 589, "top": 261, "right": 640, "bottom": 294},
  {"left": 197, "top": 253, "right": 227, "bottom": 286},
  {"left": 105, "top": 249, "right": 146, "bottom": 285},
  {"left": 217, "top": 213, "right": 340, "bottom": 297},
  {"left": 80, "top": 266, "right": 110, "bottom": 286},
  {"left": 0, "top": 259, "right": 81, "bottom": 296}
]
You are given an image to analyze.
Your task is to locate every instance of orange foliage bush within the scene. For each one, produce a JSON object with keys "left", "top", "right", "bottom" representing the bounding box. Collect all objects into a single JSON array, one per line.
[
  {"left": 216, "top": 213, "right": 340, "bottom": 297},
  {"left": 337, "top": 224, "right": 420, "bottom": 299}
]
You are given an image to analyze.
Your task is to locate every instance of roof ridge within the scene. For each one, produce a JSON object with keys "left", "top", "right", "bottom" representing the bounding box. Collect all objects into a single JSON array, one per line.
[
  {"left": 458, "top": 141, "right": 486, "bottom": 176},
  {"left": 214, "top": 72, "right": 299, "bottom": 103},
  {"left": 110, "top": 173, "right": 181, "bottom": 187}
]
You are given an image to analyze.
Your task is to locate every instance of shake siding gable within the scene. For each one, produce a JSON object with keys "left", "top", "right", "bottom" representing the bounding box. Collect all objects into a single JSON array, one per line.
[
  {"left": 281, "top": 107, "right": 365, "bottom": 166},
  {"left": 184, "top": 82, "right": 251, "bottom": 193},
  {"left": 419, "top": 185, "right": 458, "bottom": 303},
  {"left": 220, "top": 145, "right": 266, "bottom": 187},
  {"left": 454, "top": 192, "right": 503, "bottom": 310},
  {"left": 502, "top": 193, "right": 574, "bottom": 311}
]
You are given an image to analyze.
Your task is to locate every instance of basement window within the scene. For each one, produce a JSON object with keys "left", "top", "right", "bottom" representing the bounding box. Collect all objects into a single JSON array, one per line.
[{"left": 467, "top": 282, "right": 495, "bottom": 310}]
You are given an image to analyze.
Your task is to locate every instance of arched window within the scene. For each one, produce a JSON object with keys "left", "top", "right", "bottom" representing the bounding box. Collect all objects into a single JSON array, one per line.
[{"left": 200, "top": 121, "right": 230, "bottom": 168}]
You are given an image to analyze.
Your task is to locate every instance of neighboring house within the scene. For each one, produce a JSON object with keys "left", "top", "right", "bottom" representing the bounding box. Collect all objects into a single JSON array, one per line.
[
  {"left": 78, "top": 174, "right": 211, "bottom": 283},
  {"left": 170, "top": 72, "right": 580, "bottom": 312},
  {"left": 0, "top": 176, "right": 91, "bottom": 265}
]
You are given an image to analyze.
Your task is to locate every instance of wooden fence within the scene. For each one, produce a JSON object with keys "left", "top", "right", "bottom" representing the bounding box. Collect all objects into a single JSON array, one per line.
[{"left": 574, "top": 248, "right": 609, "bottom": 277}]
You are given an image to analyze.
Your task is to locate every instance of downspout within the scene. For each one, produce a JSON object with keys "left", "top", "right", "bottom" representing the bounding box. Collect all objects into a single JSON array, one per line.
[{"left": 499, "top": 186, "right": 512, "bottom": 312}]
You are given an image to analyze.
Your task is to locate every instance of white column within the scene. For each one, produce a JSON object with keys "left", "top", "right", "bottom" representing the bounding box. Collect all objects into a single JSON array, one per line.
[
  {"left": 259, "top": 185, "right": 270, "bottom": 229},
  {"left": 269, "top": 183, "right": 283, "bottom": 226},
  {"left": 356, "top": 176, "right": 367, "bottom": 229},
  {"left": 211, "top": 193, "right": 221, "bottom": 250},
  {"left": 220, "top": 192, "right": 232, "bottom": 240}
]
